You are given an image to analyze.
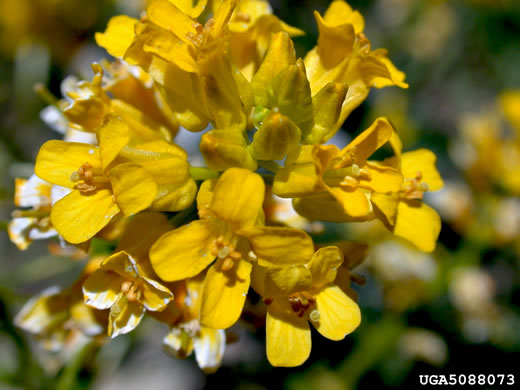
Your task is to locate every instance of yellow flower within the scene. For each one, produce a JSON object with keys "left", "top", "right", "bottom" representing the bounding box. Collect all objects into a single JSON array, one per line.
[
  {"left": 8, "top": 175, "right": 59, "bottom": 250},
  {"left": 161, "top": 273, "right": 226, "bottom": 373},
  {"left": 150, "top": 168, "right": 314, "bottom": 329},
  {"left": 34, "top": 116, "right": 196, "bottom": 243},
  {"left": 273, "top": 118, "right": 403, "bottom": 220},
  {"left": 252, "top": 246, "right": 361, "bottom": 367},
  {"left": 15, "top": 257, "right": 108, "bottom": 351},
  {"left": 83, "top": 251, "right": 173, "bottom": 338},
  {"left": 60, "top": 63, "right": 177, "bottom": 141},
  {"left": 225, "top": 0, "right": 304, "bottom": 80},
  {"left": 304, "top": 0, "right": 408, "bottom": 142},
  {"left": 372, "top": 149, "right": 444, "bottom": 252}
]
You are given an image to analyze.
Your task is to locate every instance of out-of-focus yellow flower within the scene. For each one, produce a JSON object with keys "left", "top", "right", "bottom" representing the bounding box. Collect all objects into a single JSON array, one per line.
[
  {"left": 304, "top": 0, "right": 408, "bottom": 142},
  {"left": 160, "top": 273, "right": 226, "bottom": 373},
  {"left": 15, "top": 257, "right": 108, "bottom": 351},
  {"left": 252, "top": 246, "right": 361, "bottom": 367},
  {"left": 34, "top": 117, "right": 196, "bottom": 243},
  {"left": 59, "top": 63, "right": 178, "bottom": 140},
  {"left": 83, "top": 251, "right": 173, "bottom": 338},
  {"left": 372, "top": 149, "right": 444, "bottom": 252},
  {"left": 8, "top": 175, "right": 59, "bottom": 250},
  {"left": 224, "top": 0, "right": 304, "bottom": 81},
  {"left": 150, "top": 168, "right": 314, "bottom": 329},
  {"left": 274, "top": 118, "right": 403, "bottom": 220}
]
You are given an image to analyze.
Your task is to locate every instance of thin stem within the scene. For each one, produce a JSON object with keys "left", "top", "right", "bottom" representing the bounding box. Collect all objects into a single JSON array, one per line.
[
  {"left": 33, "top": 83, "right": 59, "bottom": 107},
  {"left": 189, "top": 167, "right": 220, "bottom": 181},
  {"left": 55, "top": 341, "right": 98, "bottom": 390}
]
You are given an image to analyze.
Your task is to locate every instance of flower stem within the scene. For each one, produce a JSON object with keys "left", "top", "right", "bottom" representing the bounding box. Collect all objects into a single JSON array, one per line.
[{"left": 189, "top": 167, "right": 220, "bottom": 181}]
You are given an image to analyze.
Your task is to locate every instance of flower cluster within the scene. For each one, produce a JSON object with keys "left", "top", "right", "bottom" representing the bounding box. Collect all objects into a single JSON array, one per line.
[{"left": 12, "top": 0, "right": 443, "bottom": 370}]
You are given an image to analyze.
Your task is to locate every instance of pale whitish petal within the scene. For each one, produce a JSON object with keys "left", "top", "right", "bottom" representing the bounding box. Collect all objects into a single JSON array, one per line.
[
  {"left": 8, "top": 218, "right": 35, "bottom": 250},
  {"left": 40, "top": 106, "right": 67, "bottom": 134},
  {"left": 50, "top": 185, "right": 72, "bottom": 206},
  {"left": 14, "top": 286, "right": 63, "bottom": 333},
  {"left": 83, "top": 270, "right": 124, "bottom": 310},
  {"left": 28, "top": 227, "right": 58, "bottom": 240},
  {"left": 15, "top": 175, "right": 52, "bottom": 208},
  {"left": 63, "top": 128, "right": 98, "bottom": 144},
  {"left": 193, "top": 327, "right": 226, "bottom": 373},
  {"left": 163, "top": 328, "right": 194, "bottom": 359},
  {"left": 141, "top": 276, "right": 174, "bottom": 311},
  {"left": 108, "top": 297, "right": 145, "bottom": 338}
]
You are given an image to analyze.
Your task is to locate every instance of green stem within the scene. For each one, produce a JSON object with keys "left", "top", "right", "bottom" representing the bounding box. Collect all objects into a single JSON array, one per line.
[
  {"left": 189, "top": 166, "right": 220, "bottom": 181},
  {"left": 55, "top": 341, "right": 98, "bottom": 390}
]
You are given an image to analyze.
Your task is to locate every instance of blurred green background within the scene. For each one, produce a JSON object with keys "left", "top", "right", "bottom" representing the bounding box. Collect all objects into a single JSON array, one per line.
[{"left": 1, "top": 0, "right": 520, "bottom": 389}]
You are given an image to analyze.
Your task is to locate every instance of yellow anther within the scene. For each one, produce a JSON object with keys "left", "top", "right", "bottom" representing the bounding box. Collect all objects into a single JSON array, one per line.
[
  {"left": 230, "top": 250, "right": 242, "bottom": 260},
  {"left": 340, "top": 176, "right": 358, "bottom": 188},
  {"left": 218, "top": 246, "right": 230, "bottom": 259},
  {"left": 221, "top": 257, "right": 234, "bottom": 271},
  {"left": 247, "top": 250, "right": 257, "bottom": 262},
  {"left": 70, "top": 171, "right": 80, "bottom": 182},
  {"left": 419, "top": 182, "right": 429, "bottom": 192},
  {"left": 121, "top": 281, "right": 133, "bottom": 294},
  {"left": 351, "top": 163, "right": 360, "bottom": 176},
  {"left": 309, "top": 310, "right": 320, "bottom": 322}
]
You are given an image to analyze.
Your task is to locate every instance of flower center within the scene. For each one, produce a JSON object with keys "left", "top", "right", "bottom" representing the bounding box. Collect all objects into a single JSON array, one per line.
[
  {"left": 287, "top": 291, "right": 317, "bottom": 318},
  {"left": 70, "top": 162, "right": 109, "bottom": 193},
  {"left": 209, "top": 234, "right": 243, "bottom": 272},
  {"left": 121, "top": 280, "right": 143, "bottom": 303},
  {"left": 402, "top": 171, "right": 429, "bottom": 200}
]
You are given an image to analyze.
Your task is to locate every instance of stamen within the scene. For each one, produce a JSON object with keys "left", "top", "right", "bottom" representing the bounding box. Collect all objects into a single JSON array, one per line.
[
  {"left": 340, "top": 176, "right": 358, "bottom": 188},
  {"left": 218, "top": 246, "right": 230, "bottom": 259},
  {"left": 220, "top": 257, "right": 234, "bottom": 271},
  {"left": 351, "top": 163, "right": 360, "bottom": 176},
  {"left": 309, "top": 310, "right": 320, "bottom": 322}
]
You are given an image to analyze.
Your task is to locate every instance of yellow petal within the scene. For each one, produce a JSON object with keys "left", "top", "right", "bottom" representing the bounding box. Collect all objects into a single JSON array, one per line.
[
  {"left": 116, "top": 212, "right": 173, "bottom": 260},
  {"left": 323, "top": 0, "right": 364, "bottom": 33},
  {"left": 83, "top": 270, "right": 124, "bottom": 310},
  {"left": 200, "top": 129, "right": 258, "bottom": 171},
  {"left": 401, "top": 149, "right": 444, "bottom": 191},
  {"left": 150, "top": 220, "right": 215, "bottom": 281},
  {"left": 308, "top": 246, "right": 344, "bottom": 288},
  {"left": 293, "top": 193, "right": 358, "bottom": 222},
  {"left": 272, "top": 162, "right": 319, "bottom": 198},
  {"left": 244, "top": 226, "right": 314, "bottom": 266},
  {"left": 371, "top": 192, "right": 400, "bottom": 227},
  {"left": 313, "top": 285, "right": 361, "bottom": 340},
  {"left": 327, "top": 187, "right": 370, "bottom": 218},
  {"left": 392, "top": 200, "right": 441, "bottom": 253},
  {"left": 211, "top": 168, "right": 264, "bottom": 230},
  {"left": 264, "top": 265, "right": 312, "bottom": 297},
  {"left": 196, "top": 179, "right": 217, "bottom": 214},
  {"left": 108, "top": 296, "right": 145, "bottom": 338},
  {"left": 315, "top": 10, "right": 355, "bottom": 68},
  {"left": 100, "top": 251, "right": 139, "bottom": 278},
  {"left": 163, "top": 328, "right": 194, "bottom": 359},
  {"left": 50, "top": 190, "right": 120, "bottom": 244},
  {"left": 109, "top": 163, "right": 158, "bottom": 216},
  {"left": 361, "top": 162, "right": 403, "bottom": 193},
  {"left": 193, "top": 327, "right": 226, "bottom": 373},
  {"left": 341, "top": 117, "right": 393, "bottom": 166},
  {"left": 200, "top": 260, "right": 252, "bottom": 329},
  {"left": 266, "top": 308, "right": 311, "bottom": 367},
  {"left": 95, "top": 15, "right": 138, "bottom": 58},
  {"left": 168, "top": 0, "right": 208, "bottom": 18},
  {"left": 14, "top": 287, "right": 68, "bottom": 334},
  {"left": 501, "top": 90, "right": 520, "bottom": 134},
  {"left": 151, "top": 179, "right": 197, "bottom": 212},
  {"left": 98, "top": 115, "right": 130, "bottom": 169},
  {"left": 141, "top": 277, "right": 174, "bottom": 311},
  {"left": 146, "top": 0, "right": 199, "bottom": 44},
  {"left": 35, "top": 141, "right": 101, "bottom": 189},
  {"left": 304, "top": 81, "right": 348, "bottom": 144},
  {"left": 198, "top": 38, "right": 246, "bottom": 130}
]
